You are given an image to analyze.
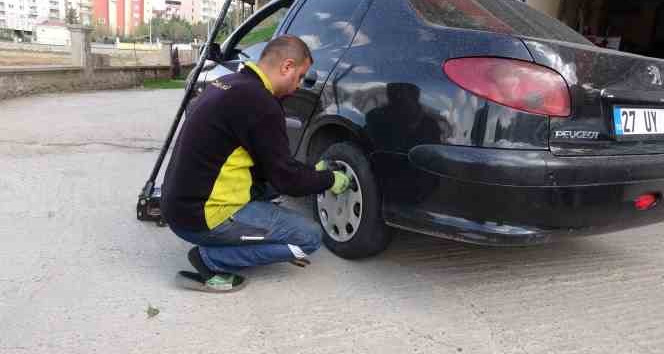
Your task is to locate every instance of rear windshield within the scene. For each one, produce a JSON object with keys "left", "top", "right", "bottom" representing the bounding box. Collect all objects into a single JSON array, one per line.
[{"left": 408, "top": 0, "right": 592, "bottom": 45}]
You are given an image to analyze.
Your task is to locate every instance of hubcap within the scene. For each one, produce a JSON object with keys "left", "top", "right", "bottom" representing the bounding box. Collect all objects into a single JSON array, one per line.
[{"left": 317, "top": 161, "right": 363, "bottom": 243}]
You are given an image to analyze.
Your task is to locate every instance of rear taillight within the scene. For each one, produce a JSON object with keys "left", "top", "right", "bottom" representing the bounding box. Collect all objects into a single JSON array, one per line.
[
  {"left": 635, "top": 194, "right": 658, "bottom": 211},
  {"left": 443, "top": 57, "right": 571, "bottom": 117}
]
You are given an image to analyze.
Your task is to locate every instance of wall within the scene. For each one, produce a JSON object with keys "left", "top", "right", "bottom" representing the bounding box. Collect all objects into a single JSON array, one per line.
[
  {"left": 35, "top": 26, "right": 71, "bottom": 46},
  {"left": 0, "top": 65, "right": 172, "bottom": 100},
  {"left": 0, "top": 41, "right": 193, "bottom": 67},
  {"left": 0, "top": 41, "right": 70, "bottom": 52},
  {"left": 0, "top": 49, "right": 72, "bottom": 66},
  {"left": 0, "top": 26, "right": 196, "bottom": 100}
]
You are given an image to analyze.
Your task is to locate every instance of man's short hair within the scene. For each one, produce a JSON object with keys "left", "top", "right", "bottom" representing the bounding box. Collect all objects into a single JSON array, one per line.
[{"left": 259, "top": 35, "right": 314, "bottom": 66}]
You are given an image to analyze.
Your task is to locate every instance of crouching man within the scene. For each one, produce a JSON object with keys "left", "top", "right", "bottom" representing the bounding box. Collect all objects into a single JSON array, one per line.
[{"left": 160, "top": 35, "right": 350, "bottom": 292}]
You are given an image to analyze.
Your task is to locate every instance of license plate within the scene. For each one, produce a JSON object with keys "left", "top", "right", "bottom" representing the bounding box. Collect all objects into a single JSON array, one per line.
[{"left": 614, "top": 107, "right": 664, "bottom": 137}]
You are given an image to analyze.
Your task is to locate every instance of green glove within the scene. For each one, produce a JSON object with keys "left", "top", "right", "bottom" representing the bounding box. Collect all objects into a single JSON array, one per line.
[
  {"left": 331, "top": 171, "right": 351, "bottom": 195},
  {"left": 315, "top": 160, "right": 328, "bottom": 171}
]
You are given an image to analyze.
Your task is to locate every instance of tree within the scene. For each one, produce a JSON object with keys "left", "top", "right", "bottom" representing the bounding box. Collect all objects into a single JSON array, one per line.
[
  {"left": 65, "top": 8, "right": 79, "bottom": 25},
  {"left": 191, "top": 22, "right": 208, "bottom": 42}
]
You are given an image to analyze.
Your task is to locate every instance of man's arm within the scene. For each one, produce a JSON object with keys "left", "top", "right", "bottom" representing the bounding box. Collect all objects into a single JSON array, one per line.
[{"left": 248, "top": 111, "right": 334, "bottom": 197}]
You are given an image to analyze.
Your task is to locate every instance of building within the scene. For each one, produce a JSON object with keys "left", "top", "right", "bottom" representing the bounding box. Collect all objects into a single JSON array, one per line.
[
  {"left": 0, "top": 0, "right": 55, "bottom": 32},
  {"left": 163, "top": 0, "right": 180, "bottom": 20},
  {"left": 92, "top": 0, "right": 107, "bottom": 26},
  {"left": 0, "top": 0, "right": 69, "bottom": 34},
  {"left": 34, "top": 18, "right": 69, "bottom": 44},
  {"left": 127, "top": 0, "right": 143, "bottom": 33},
  {"left": 192, "top": 0, "right": 218, "bottom": 25},
  {"left": 143, "top": 0, "right": 150, "bottom": 23},
  {"left": 179, "top": 0, "right": 192, "bottom": 22},
  {"left": 66, "top": 0, "right": 92, "bottom": 25},
  {"left": 92, "top": 0, "right": 143, "bottom": 37}
]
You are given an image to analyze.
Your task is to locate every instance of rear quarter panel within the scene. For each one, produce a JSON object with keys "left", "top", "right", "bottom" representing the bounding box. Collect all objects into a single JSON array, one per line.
[{"left": 315, "top": 0, "right": 547, "bottom": 156}]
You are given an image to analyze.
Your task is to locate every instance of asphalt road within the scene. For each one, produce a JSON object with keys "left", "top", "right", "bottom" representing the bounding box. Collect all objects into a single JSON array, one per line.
[{"left": 1, "top": 89, "right": 664, "bottom": 354}]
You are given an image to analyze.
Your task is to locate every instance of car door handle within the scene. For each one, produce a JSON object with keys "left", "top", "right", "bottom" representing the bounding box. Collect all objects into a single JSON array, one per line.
[
  {"left": 286, "top": 117, "right": 303, "bottom": 129},
  {"left": 302, "top": 70, "right": 318, "bottom": 87}
]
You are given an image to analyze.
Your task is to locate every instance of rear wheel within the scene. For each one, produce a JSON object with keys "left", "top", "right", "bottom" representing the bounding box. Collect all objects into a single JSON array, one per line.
[{"left": 314, "top": 142, "right": 390, "bottom": 259}]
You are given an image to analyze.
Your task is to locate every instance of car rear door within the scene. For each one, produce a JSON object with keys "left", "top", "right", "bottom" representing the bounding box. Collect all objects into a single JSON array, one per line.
[{"left": 281, "top": 0, "right": 373, "bottom": 155}]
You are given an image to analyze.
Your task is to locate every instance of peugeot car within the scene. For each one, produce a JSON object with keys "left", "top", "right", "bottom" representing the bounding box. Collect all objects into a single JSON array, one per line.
[{"left": 186, "top": 0, "right": 664, "bottom": 258}]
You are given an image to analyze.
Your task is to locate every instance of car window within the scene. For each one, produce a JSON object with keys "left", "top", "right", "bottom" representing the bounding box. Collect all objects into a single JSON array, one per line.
[
  {"left": 408, "top": 0, "right": 592, "bottom": 45},
  {"left": 238, "top": 8, "right": 289, "bottom": 49},
  {"left": 286, "top": 0, "right": 361, "bottom": 52}
]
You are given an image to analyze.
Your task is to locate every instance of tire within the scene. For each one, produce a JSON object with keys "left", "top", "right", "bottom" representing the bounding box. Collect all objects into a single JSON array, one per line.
[{"left": 313, "top": 142, "right": 391, "bottom": 259}]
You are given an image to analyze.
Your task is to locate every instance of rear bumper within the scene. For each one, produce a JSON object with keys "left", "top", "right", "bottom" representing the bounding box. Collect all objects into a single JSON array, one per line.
[{"left": 383, "top": 145, "right": 664, "bottom": 246}]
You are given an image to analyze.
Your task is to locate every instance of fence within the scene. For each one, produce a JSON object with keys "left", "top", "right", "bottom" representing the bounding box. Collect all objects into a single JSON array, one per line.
[
  {"left": 0, "top": 41, "right": 195, "bottom": 67},
  {"left": 0, "top": 26, "right": 195, "bottom": 100},
  {"left": 0, "top": 41, "right": 71, "bottom": 53}
]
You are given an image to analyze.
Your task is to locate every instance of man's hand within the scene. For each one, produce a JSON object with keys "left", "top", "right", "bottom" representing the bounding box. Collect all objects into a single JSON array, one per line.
[
  {"left": 315, "top": 160, "right": 329, "bottom": 171},
  {"left": 316, "top": 159, "right": 343, "bottom": 172},
  {"left": 331, "top": 171, "right": 351, "bottom": 195}
]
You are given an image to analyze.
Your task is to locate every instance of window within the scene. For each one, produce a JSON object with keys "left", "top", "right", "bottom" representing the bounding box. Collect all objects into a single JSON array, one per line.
[
  {"left": 408, "top": 0, "right": 591, "bottom": 45},
  {"left": 237, "top": 8, "right": 288, "bottom": 48},
  {"left": 286, "top": 0, "right": 361, "bottom": 52}
]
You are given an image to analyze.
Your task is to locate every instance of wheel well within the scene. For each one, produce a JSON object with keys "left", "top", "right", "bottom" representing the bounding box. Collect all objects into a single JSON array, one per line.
[{"left": 306, "top": 124, "right": 363, "bottom": 164}]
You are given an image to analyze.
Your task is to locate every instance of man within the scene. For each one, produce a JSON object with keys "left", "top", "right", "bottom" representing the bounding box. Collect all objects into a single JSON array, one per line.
[{"left": 161, "top": 35, "right": 350, "bottom": 293}]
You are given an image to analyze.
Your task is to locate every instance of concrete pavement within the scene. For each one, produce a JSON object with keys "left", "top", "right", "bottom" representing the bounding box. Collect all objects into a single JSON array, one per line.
[{"left": 1, "top": 89, "right": 664, "bottom": 354}]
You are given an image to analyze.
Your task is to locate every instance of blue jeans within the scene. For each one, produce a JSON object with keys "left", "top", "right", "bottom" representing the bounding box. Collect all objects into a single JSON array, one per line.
[{"left": 169, "top": 201, "right": 323, "bottom": 273}]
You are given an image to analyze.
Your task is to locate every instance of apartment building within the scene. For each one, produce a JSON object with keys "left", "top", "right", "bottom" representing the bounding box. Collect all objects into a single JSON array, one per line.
[
  {"left": 66, "top": 0, "right": 92, "bottom": 25},
  {"left": 92, "top": 0, "right": 143, "bottom": 37},
  {"left": 0, "top": 0, "right": 67, "bottom": 31},
  {"left": 142, "top": 0, "right": 150, "bottom": 23}
]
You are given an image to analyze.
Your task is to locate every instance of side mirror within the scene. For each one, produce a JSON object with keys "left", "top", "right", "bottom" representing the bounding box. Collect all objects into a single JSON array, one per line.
[
  {"left": 205, "top": 43, "right": 223, "bottom": 62},
  {"left": 302, "top": 69, "right": 318, "bottom": 88}
]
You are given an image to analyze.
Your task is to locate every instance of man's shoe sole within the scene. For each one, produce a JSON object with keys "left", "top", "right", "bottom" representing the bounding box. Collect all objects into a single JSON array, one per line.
[{"left": 175, "top": 271, "right": 247, "bottom": 293}]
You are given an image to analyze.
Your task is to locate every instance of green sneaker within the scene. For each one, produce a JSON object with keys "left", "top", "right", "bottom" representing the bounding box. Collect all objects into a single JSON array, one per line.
[{"left": 176, "top": 271, "right": 247, "bottom": 293}]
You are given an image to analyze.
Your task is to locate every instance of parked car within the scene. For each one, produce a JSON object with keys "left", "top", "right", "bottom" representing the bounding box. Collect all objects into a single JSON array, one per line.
[{"left": 185, "top": 0, "right": 664, "bottom": 258}]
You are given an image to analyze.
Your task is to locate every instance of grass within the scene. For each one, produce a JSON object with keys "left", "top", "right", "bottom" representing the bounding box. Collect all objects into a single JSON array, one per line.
[
  {"left": 143, "top": 78, "right": 186, "bottom": 89},
  {"left": 238, "top": 23, "right": 278, "bottom": 47}
]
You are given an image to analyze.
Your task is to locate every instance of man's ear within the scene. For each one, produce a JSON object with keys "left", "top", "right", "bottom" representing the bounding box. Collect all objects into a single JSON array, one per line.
[{"left": 280, "top": 58, "right": 297, "bottom": 74}]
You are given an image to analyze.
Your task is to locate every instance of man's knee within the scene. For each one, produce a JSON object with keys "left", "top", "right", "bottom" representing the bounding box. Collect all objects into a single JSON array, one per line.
[{"left": 298, "top": 221, "right": 323, "bottom": 255}]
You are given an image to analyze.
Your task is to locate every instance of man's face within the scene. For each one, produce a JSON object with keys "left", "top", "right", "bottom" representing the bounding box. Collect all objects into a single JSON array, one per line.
[{"left": 279, "top": 58, "right": 311, "bottom": 97}]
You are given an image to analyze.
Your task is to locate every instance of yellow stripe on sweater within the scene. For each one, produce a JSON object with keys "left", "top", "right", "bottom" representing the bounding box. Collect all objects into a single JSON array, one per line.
[
  {"left": 245, "top": 61, "right": 274, "bottom": 94},
  {"left": 204, "top": 146, "right": 254, "bottom": 229}
]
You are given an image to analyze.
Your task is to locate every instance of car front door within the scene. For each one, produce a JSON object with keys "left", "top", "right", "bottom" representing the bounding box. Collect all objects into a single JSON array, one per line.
[{"left": 281, "top": 0, "right": 372, "bottom": 155}]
